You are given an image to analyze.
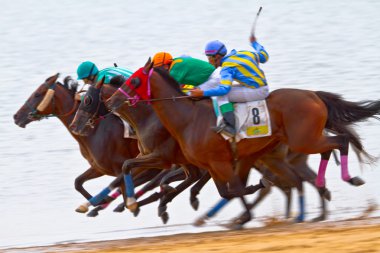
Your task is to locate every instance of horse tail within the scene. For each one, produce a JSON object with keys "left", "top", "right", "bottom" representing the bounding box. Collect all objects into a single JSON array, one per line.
[{"left": 315, "top": 91, "right": 380, "bottom": 165}]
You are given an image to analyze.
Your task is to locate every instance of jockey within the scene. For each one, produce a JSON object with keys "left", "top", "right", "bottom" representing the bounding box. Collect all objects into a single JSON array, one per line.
[
  {"left": 76, "top": 61, "right": 133, "bottom": 85},
  {"left": 152, "top": 52, "right": 216, "bottom": 92},
  {"left": 190, "top": 35, "right": 270, "bottom": 137}
]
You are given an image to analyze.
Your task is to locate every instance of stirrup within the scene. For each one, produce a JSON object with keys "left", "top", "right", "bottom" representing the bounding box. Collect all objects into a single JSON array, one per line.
[{"left": 212, "top": 124, "right": 236, "bottom": 138}]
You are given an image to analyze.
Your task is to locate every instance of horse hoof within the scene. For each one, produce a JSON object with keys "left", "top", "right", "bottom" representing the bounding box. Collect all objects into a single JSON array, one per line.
[
  {"left": 87, "top": 210, "right": 99, "bottom": 217},
  {"left": 75, "top": 205, "right": 89, "bottom": 213},
  {"left": 295, "top": 215, "right": 304, "bottom": 223},
  {"left": 158, "top": 205, "right": 167, "bottom": 217},
  {"left": 348, "top": 177, "right": 365, "bottom": 186},
  {"left": 311, "top": 215, "right": 326, "bottom": 222},
  {"left": 230, "top": 212, "right": 251, "bottom": 228},
  {"left": 224, "top": 222, "right": 244, "bottom": 230},
  {"left": 161, "top": 212, "right": 169, "bottom": 224},
  {"left": 127, "top": 202, "right": 138, "bottom": 213},
  {"left": 193, "top": 216, "right": 206, "bottom": 227},
  {"left": 260, "top": 178, "right": 274, "bottom": 188},
  {"left": 318, "top": 187, "right": 331, "bottom": 201},
  {"left": 113, "top": 203, "right": 125, "bottom": 213},
  {"left": 190, "top": 198, "right": 199, "bottom": 211},
  {"left": 133, "top": 206, "right": 140, "bottom": 217}
]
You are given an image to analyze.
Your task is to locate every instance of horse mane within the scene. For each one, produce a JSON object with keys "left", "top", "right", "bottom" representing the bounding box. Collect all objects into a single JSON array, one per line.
[
  {"left": 154, "top": 68, "right": 186, "bottom": 95},
  {"left": 109, "top": 75, "right": 127, "bottom": 88},
  {"left": 56, "top": 76, "right": 78, "bottom": 96}
]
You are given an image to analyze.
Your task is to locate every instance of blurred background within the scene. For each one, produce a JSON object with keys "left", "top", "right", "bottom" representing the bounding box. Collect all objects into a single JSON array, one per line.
[{"left": 1, "top": 0, "right": 379, "bottom": 249}]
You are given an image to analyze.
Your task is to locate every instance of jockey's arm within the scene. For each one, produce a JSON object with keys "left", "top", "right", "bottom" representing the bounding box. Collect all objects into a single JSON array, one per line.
[
  {"left": 251, "top": 41, "right": 269, "bottom": 63},
  {"left": 203, "top": 67, "right": 234, "bottom": 96}
]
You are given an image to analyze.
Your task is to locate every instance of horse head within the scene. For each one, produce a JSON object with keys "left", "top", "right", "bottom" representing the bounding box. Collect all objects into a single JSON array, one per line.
[
  {"left": 14, "top": 74, "right": 61, "bottom": 128},
  {"left": 70, "top": 76, "right": 106, "bottom": 136},
  {"left": 106, "top": 58, "right": 153, "bottom": 111}
]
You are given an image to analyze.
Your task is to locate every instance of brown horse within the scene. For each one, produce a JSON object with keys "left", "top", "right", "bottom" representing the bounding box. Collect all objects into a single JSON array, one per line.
[
  {"left": 106, "top": 59, "right": 379, "bottom": 227},
  {"left": 69, "top": 78, "right": 206, "bottom": 221},
  {"left": 69, "top": 77, "right": 266, "bottom": 223},
  {"left": 13, "top": 74, "right": 160, "bottom": 213}
]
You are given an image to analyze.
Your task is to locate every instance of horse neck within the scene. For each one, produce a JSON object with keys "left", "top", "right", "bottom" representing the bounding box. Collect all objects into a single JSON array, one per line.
[{"left": 53, "top": 85, "right": 79, "bottom": 130}]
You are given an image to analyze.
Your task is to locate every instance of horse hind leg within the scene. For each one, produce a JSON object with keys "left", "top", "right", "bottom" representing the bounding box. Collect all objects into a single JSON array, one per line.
[{"left": 338, "top": 135, "right": 365, "bottom": 186}]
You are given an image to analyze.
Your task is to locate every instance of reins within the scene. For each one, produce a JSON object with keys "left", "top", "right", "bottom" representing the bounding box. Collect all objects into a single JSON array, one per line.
[{"left": 122, "top": 95, "right": 191, "bottom": 105}]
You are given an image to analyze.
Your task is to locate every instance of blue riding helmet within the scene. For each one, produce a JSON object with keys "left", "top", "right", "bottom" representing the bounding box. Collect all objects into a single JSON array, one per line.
[
  {"left": 77, "top": 61, "right": 99, "bottom": 80},
  {"left": 204, "top": 40, "right": 227, "bottom": 56}
]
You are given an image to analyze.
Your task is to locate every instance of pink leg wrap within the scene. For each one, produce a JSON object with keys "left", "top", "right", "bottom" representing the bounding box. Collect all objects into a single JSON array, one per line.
[
  {"left": 110, "top": 191, "right": 121, "bottom": 199},
  {"left": 100, "top": 202, "right": 110, "bottom": 208},
  {"left": 315, "top": 159, "right": 329, "bottom": 187},
  {"left": 340, "top": 155, "right": 351, "bottom": 181},
  {"left": 135, "top": 190, "right": 144, "bottom": 199},
  {"left": 100, "top": 191, "right": 121, "bottom": 209}
]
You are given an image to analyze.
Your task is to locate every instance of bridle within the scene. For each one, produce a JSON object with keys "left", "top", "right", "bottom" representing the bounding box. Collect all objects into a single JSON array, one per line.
[
  {"left": 26, "top": 82, "right": 79, "bottom": 120},
  {"left": 116, "top": 68, "right": 191, "bottom": 108},
  {"left": 80, "top": 87, "right": 113, "bottom": 129}
]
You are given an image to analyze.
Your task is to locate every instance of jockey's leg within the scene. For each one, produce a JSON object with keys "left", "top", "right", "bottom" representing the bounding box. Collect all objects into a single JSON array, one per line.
[{"left": 212, "top": 95, "right": 236, "bottom": 137}]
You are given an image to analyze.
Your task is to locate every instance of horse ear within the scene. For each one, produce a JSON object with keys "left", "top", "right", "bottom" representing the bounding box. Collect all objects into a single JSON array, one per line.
[
  {"left": 144, "top": 57, "right": 153, "bottom": 73},
  {"left": 95, "top": 76, "right": 105, "bottom": 89},
  {"left": 46, "top": 73, "right": 60, "bottom": 85}
]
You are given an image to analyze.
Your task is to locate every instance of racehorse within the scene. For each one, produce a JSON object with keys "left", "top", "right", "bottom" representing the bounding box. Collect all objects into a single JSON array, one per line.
[
  {"left": 69, "top": 77, "right": 266, "bottom": 223},
  {"left": 75, "top": 79, "right": 331, "bottom": 222},
  {"left": 13, "top": 74, "right": 160, "bottom": 213},
  {"left": 106, "top": 58, "right": 379, "bottom": 228}
]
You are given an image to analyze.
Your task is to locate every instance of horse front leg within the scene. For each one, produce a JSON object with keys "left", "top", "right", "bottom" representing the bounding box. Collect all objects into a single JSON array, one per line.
[
  {"left": 190, "top": 170, "right": 211, "bottom": 210},
  {"left": 122, "top": 154, "right": 170, "bottom": 212},
  {"left": 74, "top": 167, "right": 103, "bottom": 200},
  {"left": 193, "top": 178, "right": 268, "bottom": 227},
  {"left": 158, "top": 165, "right": 203, "bottom": 224},
  {"left": 76, "top": 174, "right": 124, "bottom": 213},
  {"left": 87, "top": 188, "right": 122, "bottom": 217}
]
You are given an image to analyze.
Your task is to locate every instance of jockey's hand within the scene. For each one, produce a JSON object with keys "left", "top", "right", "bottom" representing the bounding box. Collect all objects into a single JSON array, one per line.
[
  {"left": 250, "top": 35, "right": 256, "bottom": 43},
  {"left": 190, "top": 88, "right": 204, "bottom": 97}
]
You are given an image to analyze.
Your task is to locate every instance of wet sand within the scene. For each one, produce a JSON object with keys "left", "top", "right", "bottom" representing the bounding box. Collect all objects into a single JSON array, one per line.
[{"left": 8, "top": 216, "right": 380, "bottom": 253}]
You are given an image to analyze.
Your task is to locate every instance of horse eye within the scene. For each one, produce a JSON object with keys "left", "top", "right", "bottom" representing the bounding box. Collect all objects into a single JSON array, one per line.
[
  {"left": 131, "top": 78, "right": 141, "bottom": 87},
  {"left": 34, "top": 93, "right": 41, "bottom": 98},
  {"left": 84, "top": 96, "right": 93, "bottom": 106}
]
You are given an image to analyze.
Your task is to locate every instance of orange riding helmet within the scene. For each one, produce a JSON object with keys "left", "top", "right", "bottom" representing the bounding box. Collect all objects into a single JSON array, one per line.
[{"left": 152, "top": 52, "right": 173, "bottom": 68}]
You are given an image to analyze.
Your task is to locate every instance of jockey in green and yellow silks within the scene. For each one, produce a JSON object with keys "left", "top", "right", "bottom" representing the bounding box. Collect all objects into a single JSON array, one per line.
[{"left": 152, "top": 52, "right": 216, "bottom": 93}]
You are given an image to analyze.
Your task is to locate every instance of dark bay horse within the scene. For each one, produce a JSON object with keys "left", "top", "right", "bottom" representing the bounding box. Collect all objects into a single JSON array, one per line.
[
  {"left": 106, "top": 59, "right": 379, "bottom": 227},
  {"left": 69, "top": 77, "right": 266, "bottom": 223},
  {"left": 13, "top": 74, "right": 159, "bottom": 213}
]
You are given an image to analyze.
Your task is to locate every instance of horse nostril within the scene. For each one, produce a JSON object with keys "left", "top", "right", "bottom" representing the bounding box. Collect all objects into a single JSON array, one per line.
[{"left": 13, "top": 114, "right": 18, "bottom": 120}]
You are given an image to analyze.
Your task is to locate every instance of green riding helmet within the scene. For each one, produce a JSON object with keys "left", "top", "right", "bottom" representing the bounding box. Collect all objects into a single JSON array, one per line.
[{"left": 77, "top": 61, "right": 99, "bottom": 80}]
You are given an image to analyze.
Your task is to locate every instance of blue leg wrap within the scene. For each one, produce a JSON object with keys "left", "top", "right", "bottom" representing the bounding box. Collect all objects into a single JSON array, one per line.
[
  {"left": 206, "top": 198, "right": 229, "bottom": 218},
  {"left": 124, "top": 174, "right": 135, "bottom": 197},
  {"left": 296, "top": 195, "right": 305, "bottom": 222},
  {"left": 89, "top": 187, "right": 111, "bottom": 206}
]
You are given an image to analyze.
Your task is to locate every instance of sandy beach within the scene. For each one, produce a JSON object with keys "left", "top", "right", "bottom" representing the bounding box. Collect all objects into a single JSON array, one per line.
[{"left": 8, "top": 216, "right": 380, "bottom": 253}]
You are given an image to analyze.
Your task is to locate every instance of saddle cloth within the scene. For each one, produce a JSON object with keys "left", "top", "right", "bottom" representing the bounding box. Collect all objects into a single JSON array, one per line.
[
  {"left": 213, "top": 98, "right": 272, "bottom": 142},
  {"left": 112, "top": 112, "right": 136, "bottom": 139}
]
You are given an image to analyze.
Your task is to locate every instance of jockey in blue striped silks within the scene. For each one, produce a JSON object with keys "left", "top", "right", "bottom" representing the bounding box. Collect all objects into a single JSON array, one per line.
[{"left": 190, "top": 36, "right": 270, "bottom": 137}]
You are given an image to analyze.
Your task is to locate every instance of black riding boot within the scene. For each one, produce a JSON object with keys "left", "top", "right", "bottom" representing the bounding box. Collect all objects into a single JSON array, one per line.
[{"left": 212, "top": 111, "right": 236, "bottom": 137}]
